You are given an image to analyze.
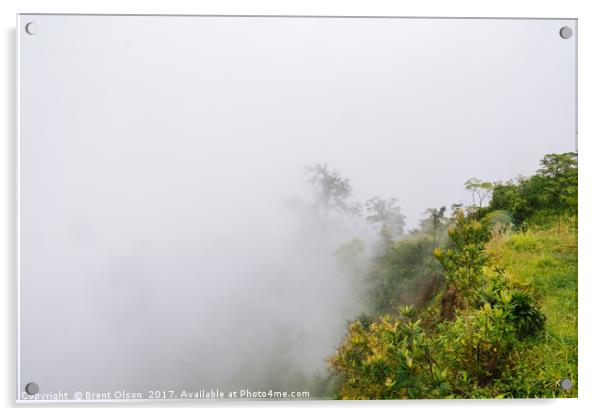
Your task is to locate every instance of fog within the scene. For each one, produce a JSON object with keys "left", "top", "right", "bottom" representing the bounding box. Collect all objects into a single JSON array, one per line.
[{"left": 18, "top": 15, "right": 576, "bottom": 398}]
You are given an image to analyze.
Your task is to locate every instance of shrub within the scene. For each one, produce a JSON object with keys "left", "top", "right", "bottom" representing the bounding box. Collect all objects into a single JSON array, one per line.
[
  {"left": 505, "top": 291, "right": 546, "bottom": 339},
  {"left": 483, "top": 210, "right": 514, "bottom": 234},
  {"left": 433, "top": 210, "right": 490, "bottom": 306},
  {"left": 329, "top": 209, "right": 553, "bottom": 399}
]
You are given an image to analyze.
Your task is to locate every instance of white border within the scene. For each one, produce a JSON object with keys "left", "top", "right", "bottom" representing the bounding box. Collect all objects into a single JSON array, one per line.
[
  {"left": 13, "top": 12, "right": 581, "bottom": 406},
  {"left": 14, "top": 13, "right": 20, "bottom": 405},
  {"left": 2, "top": 1, "right": 601, "bottom": 415}
]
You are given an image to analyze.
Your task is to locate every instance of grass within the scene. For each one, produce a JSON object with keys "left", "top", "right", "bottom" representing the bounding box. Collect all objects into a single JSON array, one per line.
[{"left": 487, "top": 220, "right": 577, "bottom": 397}]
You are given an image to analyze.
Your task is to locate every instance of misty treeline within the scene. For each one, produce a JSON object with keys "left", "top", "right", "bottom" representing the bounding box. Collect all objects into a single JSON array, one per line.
[{"left": 304, "top": 152, "right": 577, "bottom": 399}]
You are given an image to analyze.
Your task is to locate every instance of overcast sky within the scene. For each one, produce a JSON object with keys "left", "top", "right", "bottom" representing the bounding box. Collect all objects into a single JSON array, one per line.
[{"left": 19, "top": 15, "right": 576, "bottom": 399}]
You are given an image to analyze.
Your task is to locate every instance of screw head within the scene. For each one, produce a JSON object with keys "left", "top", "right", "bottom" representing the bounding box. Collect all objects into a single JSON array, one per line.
[
  {"left": 24, "top": 382, "right": 39, "bottom": 395},
  {"left": 559, "top": 26, "right": 573, "bottom": 39},
  {"left": 25, "top": 22, "right": 38, "bottom": 35}
]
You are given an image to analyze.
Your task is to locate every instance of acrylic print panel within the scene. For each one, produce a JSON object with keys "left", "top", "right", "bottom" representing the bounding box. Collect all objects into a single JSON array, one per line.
[{"left": 17, "top": 15, "right": 577, "bottom": 402}]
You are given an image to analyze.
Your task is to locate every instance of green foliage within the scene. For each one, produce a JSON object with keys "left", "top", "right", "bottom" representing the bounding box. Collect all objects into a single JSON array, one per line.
[
  {"left": 482, "top": 210, "right": 514, "bottom": 234},
  {"left": 464, "top": 178, "right": 493, "bottom": 213},
  {"left": 488, "top": 222, "right": 577, "bottom": 397},
  {"left": 423, "top": 207, "right": 447, "bottom": 245},
  {"left": 365, "top": 197, "right": 406, "bottom": 242},
  {"left": 335, "top": 239, "right": 366, "bottom": 272},
  {"left": 326, "top": 153, "right": 576, "bottom": 399},
  {"left": 433, "top": 210, "right": 490, "bottom": 305},
  {"left": 537, "top": 153, "right": 578, "bottom": 212},
  {"left": 479, "top": 282, "right": 546, "bottom": 340},
  {"left": 328, "top": 312, "right": 452, "bottom": 399},
  {"left": 329, "top": 211, "right": 572, "bottom": 399},
  {"left": 415, "top": 208, "right": 450, "bottom": 248},
  {"left": 505, "top": 291, "right": 546, "bottom": 340},
  {"left": 368, "top": 235, "right": 443, "bottom": 314},
  {"left": 488, "top": 152, "right": 577, "bottom": 226},
  {"left": 328, "top": 290, "right": 538, "bottom": 398}
]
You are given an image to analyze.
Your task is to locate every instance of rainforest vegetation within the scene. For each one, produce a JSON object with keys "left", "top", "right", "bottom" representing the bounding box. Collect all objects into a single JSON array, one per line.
[{"left": 313, "top": 152, "right": 577, "bottom": 399}]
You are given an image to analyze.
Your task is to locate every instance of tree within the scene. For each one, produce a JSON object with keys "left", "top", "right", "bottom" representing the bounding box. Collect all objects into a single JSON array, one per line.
[
  {"left": 365, "top": 197, "right": 406, "bottom": 243},
  {"left": 488, "top": 179, "right": 527, "bottom": 224},
  {"left": 424, "top": 207, "right": 447, "bottom": 246},
  {"left": 464, "top": 178, "right": 493, "bottom": 214},
  {"left": 488, "top": 153, "right": 578, "bottom": 226},
  {"left": 536, "top": 152, "right": 578, "bottom": 215},
  {"left": 450, "top": 203, "right": 464, "bottom": 215},
  {"left": 305, "top": 163, "right": 360, "bottom": 219},
  {"left": 433, "top": 209, "right": 490, "bottom": 306}
]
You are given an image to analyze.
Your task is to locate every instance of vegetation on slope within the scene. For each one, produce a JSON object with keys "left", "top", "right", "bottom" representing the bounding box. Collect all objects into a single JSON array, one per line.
[
  {"left": 325, "top": 152, "right": 577, "bottom": 399},
  {"left": 486, "top": 223, "right": 577, "bottom": 397}
]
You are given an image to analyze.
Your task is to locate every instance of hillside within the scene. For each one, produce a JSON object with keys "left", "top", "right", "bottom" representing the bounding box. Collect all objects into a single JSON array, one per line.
[
  {"left": 325, "top": 152, "right": 578, "bottom": 399},
  {"left": 486, "top": 222, "right": 577, "bottom": 397}
]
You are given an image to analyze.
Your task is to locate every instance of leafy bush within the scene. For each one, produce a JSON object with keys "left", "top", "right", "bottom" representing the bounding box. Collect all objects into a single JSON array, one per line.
[
  {"left": 368, "top": 235, "right": 443, "bottom": 314},
  {"left": 478, "top": 279, "right": 546, "bottom": 340},
  {"left": 328, "top": 308, "right": 454, "bottom": 399},
  {"left": 329, "top": 208, "right": 554, "bottom": 399},
  {"left": 433, "top": 210, "right": 490, "bottom": 306},
  {"left": 488, "top": 152, "right": 577, "bottom": 226},
  {"left": 329, "top": 289, "right": 542, "bottom": 398},
  {"left": 326, "top": 153, "right": 576, "bottom": 399},
  {"left": 505, "top": 291, "right": 546, "bottom": 339},
  {"left": 482, "top": 210, "right": 514, "bottom": 233}
]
